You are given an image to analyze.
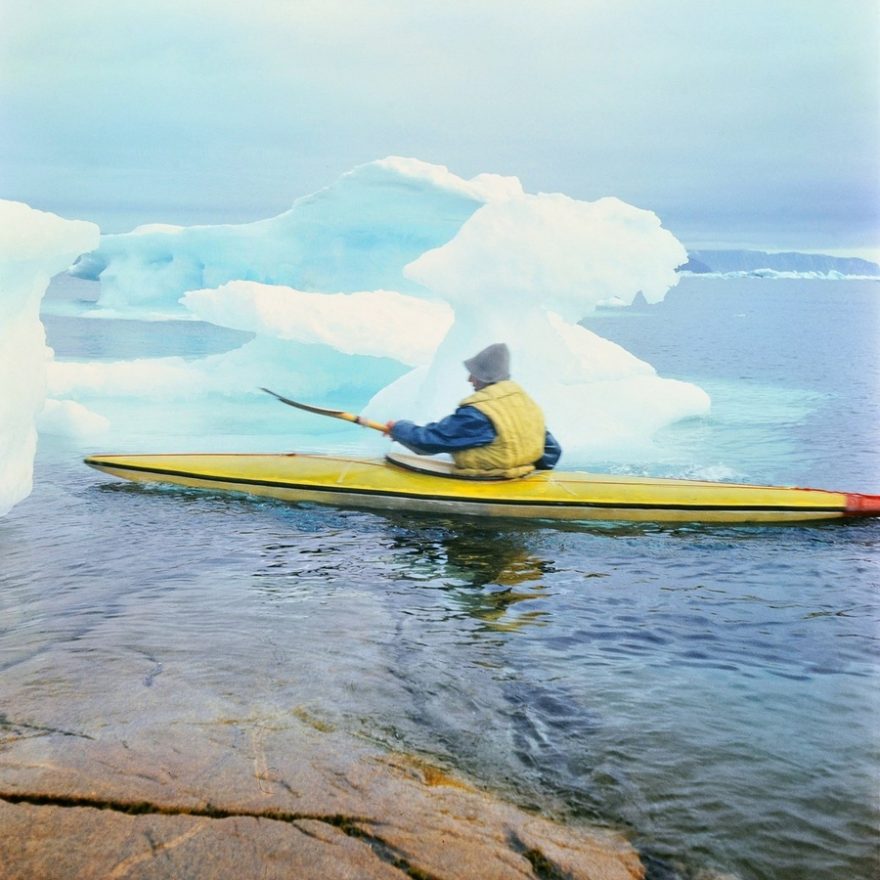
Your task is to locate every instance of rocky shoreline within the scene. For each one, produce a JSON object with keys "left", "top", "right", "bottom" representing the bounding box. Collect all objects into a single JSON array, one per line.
[{"left": 1, "top": 709, "right": 643, "bottom": 879}]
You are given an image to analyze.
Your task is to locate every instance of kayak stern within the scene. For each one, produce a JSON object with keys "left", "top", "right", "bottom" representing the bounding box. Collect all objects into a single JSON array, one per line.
[{"left": 845, "top": 491, "right": 880, "bottom": 517}]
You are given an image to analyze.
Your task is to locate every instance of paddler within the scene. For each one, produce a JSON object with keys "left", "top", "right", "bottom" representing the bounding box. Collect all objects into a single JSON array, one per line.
[{"left": 386, "top": 343, "right": 561, "bottom": 477}]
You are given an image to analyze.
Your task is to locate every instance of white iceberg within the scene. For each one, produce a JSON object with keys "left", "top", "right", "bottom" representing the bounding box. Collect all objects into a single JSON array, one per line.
[
  {"left": 72, "top": 157, "right": 521, "bottom": 314},
  {"left": 54, "top": 157, "right": 709, "bottom": 463},
  {"left": 0, "top": 200, "right": 99, "bottom": 516}
]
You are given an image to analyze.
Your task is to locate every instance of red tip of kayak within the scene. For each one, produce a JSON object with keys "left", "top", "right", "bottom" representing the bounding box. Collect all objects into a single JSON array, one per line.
[{"left": 845, "top": 492, "right": 880, "bottom": 516}]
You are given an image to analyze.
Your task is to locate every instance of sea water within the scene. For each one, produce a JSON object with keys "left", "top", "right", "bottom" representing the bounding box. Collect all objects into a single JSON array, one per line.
[{"left": 2, "top": 276, "right": 878, "bottom": 880}]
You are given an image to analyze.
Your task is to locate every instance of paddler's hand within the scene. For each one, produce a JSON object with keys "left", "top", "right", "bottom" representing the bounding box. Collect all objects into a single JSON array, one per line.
[{"left": 384, "top": 420, "right": 396, "bottom": 436}]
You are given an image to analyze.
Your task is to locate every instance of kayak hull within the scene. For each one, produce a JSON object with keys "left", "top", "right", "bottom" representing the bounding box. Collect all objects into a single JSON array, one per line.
[{"left": 84, "top": 452, "right": 880, "bottom": 524}]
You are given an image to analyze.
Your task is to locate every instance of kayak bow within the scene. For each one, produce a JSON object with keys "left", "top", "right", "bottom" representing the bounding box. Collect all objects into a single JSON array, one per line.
[{"left": 84, "top": 452, "right": 880, "bottom": 524}]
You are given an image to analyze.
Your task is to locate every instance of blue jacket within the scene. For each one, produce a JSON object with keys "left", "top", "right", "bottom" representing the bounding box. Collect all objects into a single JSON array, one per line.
[{"left": 391, "top": 406, "right": 562, "bottom": 470}]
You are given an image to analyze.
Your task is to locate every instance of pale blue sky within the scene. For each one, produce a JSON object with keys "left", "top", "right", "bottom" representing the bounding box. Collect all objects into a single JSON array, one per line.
[{"left": 2, "top": 0, "right": 878, "bottom": 254}]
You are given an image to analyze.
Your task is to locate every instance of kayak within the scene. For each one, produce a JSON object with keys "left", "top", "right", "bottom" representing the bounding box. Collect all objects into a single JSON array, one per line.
[{"left": 84, "top": 451, "right": 880, "bottom": 524}]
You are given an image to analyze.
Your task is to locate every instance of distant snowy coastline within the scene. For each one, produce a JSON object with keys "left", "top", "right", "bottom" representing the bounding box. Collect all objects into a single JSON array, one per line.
[{"left": 679, "top": 249, "right": 879, "bottom": 279}]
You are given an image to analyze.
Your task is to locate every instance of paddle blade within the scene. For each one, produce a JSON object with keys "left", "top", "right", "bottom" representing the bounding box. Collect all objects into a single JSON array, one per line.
[
  {"left": 260, "top": 387, "right": 355, "bottom": 420},
  {"left": 260, "top": 388, "right": 388, "bottom": 433}
]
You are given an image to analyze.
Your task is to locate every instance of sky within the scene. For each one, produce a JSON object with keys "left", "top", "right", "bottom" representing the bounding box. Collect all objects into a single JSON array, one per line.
[{"left": 1, "top": 0, "right": 878, "bottom": 256}]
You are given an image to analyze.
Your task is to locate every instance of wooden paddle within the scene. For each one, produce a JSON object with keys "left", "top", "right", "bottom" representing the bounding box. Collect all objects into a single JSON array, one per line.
[{"left": 260, "top": 387, "right": 389, "bottom": 433}]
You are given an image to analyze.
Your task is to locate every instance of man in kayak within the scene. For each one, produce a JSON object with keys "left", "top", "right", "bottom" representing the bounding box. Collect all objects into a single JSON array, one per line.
[{"left": 386, "top": 343, "right": 562, "bottom": 478}]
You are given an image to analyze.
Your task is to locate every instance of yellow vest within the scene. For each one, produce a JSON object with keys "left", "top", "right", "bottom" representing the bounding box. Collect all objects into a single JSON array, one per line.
[{"left": 453, "top": 380, "right": 545, "bottom": 478}]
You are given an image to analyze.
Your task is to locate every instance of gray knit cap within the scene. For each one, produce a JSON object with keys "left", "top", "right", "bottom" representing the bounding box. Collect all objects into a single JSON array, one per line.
[{"left": 464, "top": 343, "right": 510, "bottom": 384}]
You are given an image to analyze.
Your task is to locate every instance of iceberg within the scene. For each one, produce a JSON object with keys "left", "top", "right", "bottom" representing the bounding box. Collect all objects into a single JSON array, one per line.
[
  {"left": 0, "top": 200, "right": 99, "bottom": 516},
  {"left": 71, "top": 157, "right": 522, "bottom": 314},
  {"left": 50, "top": 156, "right": 710, "bottom": 464},
  {"left": 361, "top": 192, "right": 708, "bottom": 453},
  {"left": 181, "top": 282, "right": 452, "bottom": 366}
]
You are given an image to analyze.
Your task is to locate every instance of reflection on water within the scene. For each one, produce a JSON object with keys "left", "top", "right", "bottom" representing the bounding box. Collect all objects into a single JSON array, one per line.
[
  {"left": 401, "top": 529, "right": 553, "bottom": 633},
  {"left": 250, "top": 515, "right": 556, "bottom": 632}
]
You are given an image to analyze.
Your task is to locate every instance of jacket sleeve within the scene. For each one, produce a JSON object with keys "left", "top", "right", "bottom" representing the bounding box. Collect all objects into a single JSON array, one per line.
[
  {"left": 390, "top": 407, "right": 496, "bottom": 455},
  {"left": 535, "top": 430, "right": 562, "bottom": 470}
]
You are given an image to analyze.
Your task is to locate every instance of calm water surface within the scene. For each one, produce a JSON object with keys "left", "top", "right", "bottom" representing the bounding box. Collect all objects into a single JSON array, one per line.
[{"left": 2, "top": 276, "right": 878, "bottom": 880}]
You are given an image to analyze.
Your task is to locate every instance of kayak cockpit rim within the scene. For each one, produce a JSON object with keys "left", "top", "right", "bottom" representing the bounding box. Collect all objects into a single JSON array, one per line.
[{"left": 384, "top": 451, "right": 518, "bottom": 481}]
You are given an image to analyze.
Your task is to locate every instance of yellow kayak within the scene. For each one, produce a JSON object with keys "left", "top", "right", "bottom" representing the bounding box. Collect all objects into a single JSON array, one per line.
[{"left": 83, "top": 451, "right": 880, "bottom": 524}]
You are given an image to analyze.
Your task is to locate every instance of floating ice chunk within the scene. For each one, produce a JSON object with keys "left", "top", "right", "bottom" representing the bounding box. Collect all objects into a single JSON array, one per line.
[
  {"left": 48, "top": 356, "right": 198, "bottom": 399},
  {"left": 129, "top": 223, "right": 186, "bottom": 235},
  {"left": 76, "top": 157, "right": 519, "bottom": 313},
  {"left": 362, "top": 193, "right": 706, "bottom": 459},
  {"left": 48, "top": 339, "right": 407, "bottom": 410},
  {"left": 371, "top": 156, "right": 522, "bottom": 202},
  {"left": 181, "top": 281, "right": 453, "bottom": 366},
  {"left": 405, "top": 193, "right": 687, "bottom": 320},
  {"left": 0, "top": 200, "right": 99, "bottom": 516},
  {"left": 51, "top": 158, "right": 709, "bottom": 461},
  {"left": 596, "top": 296, "right": 629, "bottom": 308},
  {"left": 38, "top": 399, "right": 110, "bottom": 439},
  {"left": 365, "top": 312, "right": 710, "bottom": 461}
]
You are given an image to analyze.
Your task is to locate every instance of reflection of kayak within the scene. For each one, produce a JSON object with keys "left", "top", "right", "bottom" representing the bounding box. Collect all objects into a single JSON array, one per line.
[{"left": 84, "top": 451, "right": 880, "bottom": 524}]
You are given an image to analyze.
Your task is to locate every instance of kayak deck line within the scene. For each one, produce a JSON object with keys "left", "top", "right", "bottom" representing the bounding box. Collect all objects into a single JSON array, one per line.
[
  {"left": 84, "top": 457, "right": 849, "bottom": 512},
  {"left": 85, "top": 450, "right": 844, "bottom": 492},
  {"left": 82, "top": 453, "right": 880, "bottom": 522}
]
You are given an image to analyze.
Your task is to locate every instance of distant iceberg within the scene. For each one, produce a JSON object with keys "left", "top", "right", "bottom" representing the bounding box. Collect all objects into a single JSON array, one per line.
[{"left": 681, "top": 249, "right": 879, "bottom": 279}]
